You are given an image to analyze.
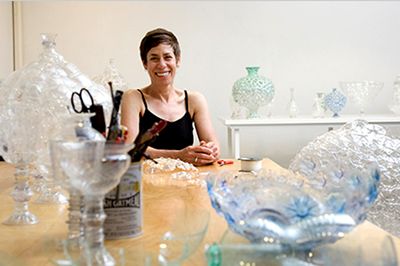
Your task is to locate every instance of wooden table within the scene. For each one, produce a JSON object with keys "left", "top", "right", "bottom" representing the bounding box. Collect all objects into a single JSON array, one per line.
[{"left": 0, "top": 160, "right": 399, "bottom": 265}]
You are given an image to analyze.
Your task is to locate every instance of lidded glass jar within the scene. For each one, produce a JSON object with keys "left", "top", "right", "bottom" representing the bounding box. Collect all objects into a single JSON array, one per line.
[
  {"left": 0, "top": 33, "right": 111, "bottom": 173},
  {"left": 232, "top": 67, "right": 275, "bottom": 118}
]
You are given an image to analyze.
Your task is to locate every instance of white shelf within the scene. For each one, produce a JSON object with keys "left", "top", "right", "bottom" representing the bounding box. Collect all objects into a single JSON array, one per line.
[
  {"left": 222, "top": 115, "right": 400, "bottom": 127},
  {"left": 220, "top": 115, "right": 400, "bottom": 158}
]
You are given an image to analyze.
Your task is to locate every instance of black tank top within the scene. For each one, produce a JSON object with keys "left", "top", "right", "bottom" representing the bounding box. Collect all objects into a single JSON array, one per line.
[{"left": 138, "top": 89, "right": 194, "bottom": 150}]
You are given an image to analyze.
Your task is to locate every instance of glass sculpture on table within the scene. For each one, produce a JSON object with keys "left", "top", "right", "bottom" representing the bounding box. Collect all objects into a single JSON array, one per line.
[
  {"left": 0, "top": 33, "right": 112, "bottom": 207},
  {"left": 142, "top": 158, "right": 204, "bottom": 187},
  {"left": 340, "top": 81, "right": 383, "bottom": 115},
  {"left": 324, "top": 88, "right": 346, "bottom": 117},
  {"left": 232, "top": 66, "right": 274, "bottom": 118},
  {"left": 207, "top": 164, "right": 379, "bottom": 251},
  {"left": 289, "top": 120, "right": 400, "bottom": 238},
  {"left": 207, "top": 119, "right": 400, "bottom": 252}
]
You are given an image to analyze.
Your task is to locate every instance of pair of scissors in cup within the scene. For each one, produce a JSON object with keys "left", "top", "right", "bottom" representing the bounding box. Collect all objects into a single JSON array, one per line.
[{"left": 71, "top": 88, "right": 94, "bottom": 113}]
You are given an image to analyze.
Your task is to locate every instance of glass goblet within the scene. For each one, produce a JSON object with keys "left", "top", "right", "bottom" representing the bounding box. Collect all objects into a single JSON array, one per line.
[{"left": 60, "top": 140, "right": 131, "bottom": 266}]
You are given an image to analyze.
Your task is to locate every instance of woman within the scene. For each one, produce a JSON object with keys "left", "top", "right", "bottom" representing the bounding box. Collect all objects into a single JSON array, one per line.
[{"left": 121, "top": 28, "right": 220, "bottom": 166}]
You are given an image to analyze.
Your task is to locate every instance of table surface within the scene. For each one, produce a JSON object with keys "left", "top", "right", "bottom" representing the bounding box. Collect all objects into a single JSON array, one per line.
[{"left": 0, "top": 160, "right": 399, "bottom": 265}]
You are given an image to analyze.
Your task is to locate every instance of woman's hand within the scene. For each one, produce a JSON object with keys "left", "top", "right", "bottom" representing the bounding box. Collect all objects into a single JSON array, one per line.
[
  {"left": 178, "top": 144, "right": 217, "bottom": 166},
  {"left": 200, "top": 140, "right": 220, "bottom": 159}
]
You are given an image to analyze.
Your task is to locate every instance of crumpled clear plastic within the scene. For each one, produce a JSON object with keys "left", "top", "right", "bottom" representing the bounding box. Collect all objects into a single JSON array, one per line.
[
  {"left": 289, "top": 119, "right": 400, "bottom": 237},
  {"left": 142, "top": 157, "right": 205, "bottom": 187},
  {"left": 0, "top": 33, "right": 111, "bottom": 175}
]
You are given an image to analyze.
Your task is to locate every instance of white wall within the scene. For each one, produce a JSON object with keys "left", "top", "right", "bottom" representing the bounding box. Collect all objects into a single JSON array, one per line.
[
  {"left": 0, "top": 2, "right": 13, "bottom": 79},
  {"left": 16, "top": 1, "right": 400, "bottom": 166}
]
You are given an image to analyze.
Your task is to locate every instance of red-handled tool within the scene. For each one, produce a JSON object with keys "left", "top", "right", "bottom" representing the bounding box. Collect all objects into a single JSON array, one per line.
[{"left": 217, "top": 159, "right": 234, "bottom": 166}]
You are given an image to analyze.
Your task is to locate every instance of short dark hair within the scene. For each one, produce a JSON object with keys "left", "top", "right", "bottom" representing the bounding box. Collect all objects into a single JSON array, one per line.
[{"left": 139, "top": 28, "right": 181, "bottom": 64}]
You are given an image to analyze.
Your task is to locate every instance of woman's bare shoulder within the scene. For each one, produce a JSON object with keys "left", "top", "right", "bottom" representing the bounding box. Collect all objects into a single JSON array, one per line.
[
  {"left": 187, "top": 90, "right": 207, "bottom": 105},
  {"left": 123, "top": 88, "right": 144, "bottom": 101}
]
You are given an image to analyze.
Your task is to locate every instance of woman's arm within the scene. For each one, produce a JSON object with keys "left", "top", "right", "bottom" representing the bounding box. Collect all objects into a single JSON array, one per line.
[
  {"left": 145, "top": 90, "right": 220, "bottom": 166},
  {"left": 120, "top": 89, "right": 143, "bottom": 144},
  {"left": 190, "top": 91, "right": 220, "bottom": 159}
]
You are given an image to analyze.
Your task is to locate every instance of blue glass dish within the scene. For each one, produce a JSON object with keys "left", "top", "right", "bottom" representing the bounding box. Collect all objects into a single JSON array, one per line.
[{"left": 207, "top": 167, "right": 379, "bottom": 250}]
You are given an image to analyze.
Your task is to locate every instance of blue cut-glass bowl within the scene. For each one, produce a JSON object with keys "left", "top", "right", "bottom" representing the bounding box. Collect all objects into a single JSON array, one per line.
[{"left": 207, "top": 163, "right": 380, "bottom": 250}]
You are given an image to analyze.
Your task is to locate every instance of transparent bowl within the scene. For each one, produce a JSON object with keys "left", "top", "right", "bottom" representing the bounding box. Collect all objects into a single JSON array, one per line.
[
  {"left": 207, "top": 165, "right": 380, "bottom": 250},
  {"left": 340, "top": 81, "right": 383, "bottom": 115},
  {"left": 290, "top": 119, "right": 400, "bottom": 238}
]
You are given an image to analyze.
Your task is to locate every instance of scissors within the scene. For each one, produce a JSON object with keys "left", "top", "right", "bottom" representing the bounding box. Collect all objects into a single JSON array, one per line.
[{"left": 70, "top": 88, "right": 94, "bottom": 113}]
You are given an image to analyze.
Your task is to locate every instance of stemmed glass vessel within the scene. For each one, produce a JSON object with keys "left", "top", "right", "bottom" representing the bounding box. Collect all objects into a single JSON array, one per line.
[
  {"left": 2, "top": 151, "right": 39, "bottom": 225},
  {"left": 58, "top": 140, "right": 131, "bottom": 266},
  {"left": 340, "top": 81, "right": 383, "bottom": 115},
  {"left": 50, "top": 113, "right": 107, "bottom": 254},
  {"left": 1, "top": 105, "right": 41, "bottom": 225}
]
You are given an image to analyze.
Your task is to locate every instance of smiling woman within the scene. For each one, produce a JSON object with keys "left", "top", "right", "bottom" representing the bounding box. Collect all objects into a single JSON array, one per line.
[{"left": 121, "top": 28, "right": 220, "bottom": 166}]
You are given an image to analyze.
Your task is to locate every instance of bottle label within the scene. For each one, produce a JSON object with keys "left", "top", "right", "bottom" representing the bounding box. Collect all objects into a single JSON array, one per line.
[{"left": 103, "top": 161, "right": 143, "bottom": 239}]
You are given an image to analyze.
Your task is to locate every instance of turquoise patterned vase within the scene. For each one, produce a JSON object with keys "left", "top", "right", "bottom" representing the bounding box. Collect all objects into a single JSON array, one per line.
[
  {"left": 324, "top": 88, "right": 347, "bottom": 117},
  {"left": 232, "top": 67, "right": 274, "bottom": 118}
]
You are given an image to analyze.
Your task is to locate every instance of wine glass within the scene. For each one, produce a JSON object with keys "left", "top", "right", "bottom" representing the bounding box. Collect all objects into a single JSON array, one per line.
[
  {"left": 158, "top": 207, "right": 210, "bottom": 266},
  {"left": 59, "top": 140, "right": 131, "bottom": 266},
  {"left": 340, "top": 81, "right": 383, "bottom": 115}
]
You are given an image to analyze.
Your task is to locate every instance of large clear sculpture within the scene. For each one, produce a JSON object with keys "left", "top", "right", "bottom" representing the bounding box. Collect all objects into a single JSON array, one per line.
[
  {"left": 289, "top": 120, "right": 400, "bottom": 237},
  {"left": 207, "top": 119, "right": 400, "bottom": 250},
  {"left": 0, "top": 33, "right": 112, "bottom": 207}
]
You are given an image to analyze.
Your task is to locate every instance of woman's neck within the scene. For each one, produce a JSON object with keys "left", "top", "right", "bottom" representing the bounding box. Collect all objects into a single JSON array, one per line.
[{"left": 146, "top": 84, "right": 179, "bottom": 103}]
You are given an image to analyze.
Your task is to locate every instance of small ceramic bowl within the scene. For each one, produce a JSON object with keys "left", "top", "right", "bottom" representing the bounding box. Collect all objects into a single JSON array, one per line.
[{"left": 239, "top": 157, "right": 262, "bottom": 172}]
